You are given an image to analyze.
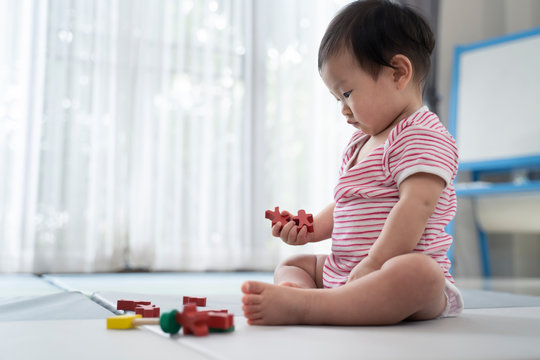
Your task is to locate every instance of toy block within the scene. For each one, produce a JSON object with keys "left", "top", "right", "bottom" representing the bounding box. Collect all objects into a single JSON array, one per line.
[
  {"left": 207, "top": 312, "right": 234, "bottom": 331},
  {"left": 135, "top": 304, "right": 160, "bottom": 318},
  {"left": 293, "top": 209, "right": 314, "bottom": 233},
  {"left": 117, "top": 299, "right": 151, "bottom": 311},
  {"left": 200, "top": 309, "right": 228, "bottom": 315},
  {"left": 210, "top": 325, "right": 235, "bottom": 333},
  {"left": 265, "top": 206, "right": 292, "bottom": 228},
  {"left": 183, "top": 296, "right": 207, "bottom": 307},
  {"left": 177, "top": 303, "right": 209, "bottom": 336}
]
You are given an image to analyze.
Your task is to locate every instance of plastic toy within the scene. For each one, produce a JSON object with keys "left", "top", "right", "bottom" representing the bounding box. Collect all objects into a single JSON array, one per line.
[
  {"left": 107, "top": 311, "right": 181, "bottom": 335},
  {"left": 265, "top": 207, "right": 292, "bottom": 227},
  {"left": 178, "top": 303, "right": 210, "bottom": 336},
  {"left": 117, "top": 300, "right": 151, "bottom": 311},
  {"left": 107, "top": 304, "right": 234, "bottom": 336},
  {"left": 207, "top": 312, "right": 235, "bottom": 333},
  {"left": 183, "top": 296, "right": 207, "bottom": 307},
  {"left": 293, "top": 209, "right": 314, "bottom": 233},
  {"left": 265, "top": 207, "right": 314, "bottom": 233},
  {"left": 135, "top": 304, "right": 160, "bottom": 318}
]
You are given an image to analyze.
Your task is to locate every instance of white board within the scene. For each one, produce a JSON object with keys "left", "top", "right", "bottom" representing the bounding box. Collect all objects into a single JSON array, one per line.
[{"left": 449, "top": 28, "right": 540, "bottom": 170}]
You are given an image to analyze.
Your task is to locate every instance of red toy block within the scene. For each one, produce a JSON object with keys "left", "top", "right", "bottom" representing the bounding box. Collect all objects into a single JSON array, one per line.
[
  {"left": 177, "top": 304, "right": 209, "bottom": 336},
  {"left": 200, "top": 309, "right": 228, "bottom": 315},
  {"left": 183, "top": 296, "right": 207, "bottom": 307},
  {"left": 293, "top": 209, "right": 314, "bottom": 233},
  {"left": 135, "top": 304, "right": 160, "bottom": 318},
  {"left": 207, "top": 312, "right": 234, "bottom": 330},
  {"left": 117, "top": 300, "right": 151, "bottom": 311},
  {"left": 265, "top": 206, "right": 293, "bottom": 228}
]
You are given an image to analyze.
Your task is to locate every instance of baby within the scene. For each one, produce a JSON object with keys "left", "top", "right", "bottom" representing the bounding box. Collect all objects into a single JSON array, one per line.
[{"left": 242, "top": 0, "right": 463, "bottom": 325}]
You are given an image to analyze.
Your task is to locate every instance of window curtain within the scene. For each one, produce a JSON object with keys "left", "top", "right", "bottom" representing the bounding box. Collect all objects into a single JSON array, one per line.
[{"left": 0, "top": 0, "right": 351, "bottom": 273}]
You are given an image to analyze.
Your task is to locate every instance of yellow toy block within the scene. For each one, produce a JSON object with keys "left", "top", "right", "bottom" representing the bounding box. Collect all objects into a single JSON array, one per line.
[{"left": 107, "top": 314, "right": 142, "bottom": 329}]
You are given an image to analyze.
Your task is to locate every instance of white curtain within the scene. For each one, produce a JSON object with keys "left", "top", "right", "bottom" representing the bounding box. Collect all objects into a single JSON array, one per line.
[{"left": 0, "top": 0, "right": 351, "bottom": 273}]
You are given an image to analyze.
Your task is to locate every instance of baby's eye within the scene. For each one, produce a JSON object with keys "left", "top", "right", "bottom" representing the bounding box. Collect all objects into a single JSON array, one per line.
[{"left": 343, "top": 91, "right": 352, "bottom": 98}]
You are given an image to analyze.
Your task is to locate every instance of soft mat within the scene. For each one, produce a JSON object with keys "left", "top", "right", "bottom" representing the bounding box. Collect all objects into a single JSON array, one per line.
[{"left": 2, "top": 273, "right": 540, "bottom": 359}]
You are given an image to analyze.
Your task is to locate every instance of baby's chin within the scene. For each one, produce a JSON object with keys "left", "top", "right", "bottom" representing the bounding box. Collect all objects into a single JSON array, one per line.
[{"left": 349, "top": 122, "right": 366, "bottom": 132}]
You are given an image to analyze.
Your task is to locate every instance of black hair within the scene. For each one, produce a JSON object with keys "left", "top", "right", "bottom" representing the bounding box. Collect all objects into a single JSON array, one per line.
[{"left": 318, "top": 0, "right": 435, "bottom": 84}]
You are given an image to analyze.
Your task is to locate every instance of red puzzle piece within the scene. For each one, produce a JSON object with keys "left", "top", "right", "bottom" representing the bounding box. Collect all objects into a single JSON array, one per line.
[
  {"left": 135, "top": 304, "right": 160, "bottom": 318},
  {"left": 293, "top": 209, "right": 314, "bottom": 233},
  {"left": 183, "top": 296, "right": 207, "bottom": 307},
  {"left": 177, "top": 304, "right": 209, "bottom": 336},
  {"left": 265, "top": 207, "right": 292, "bottom": 227},
  {"left": 117, "top": 300, "right": 151, "bottom": 312}
]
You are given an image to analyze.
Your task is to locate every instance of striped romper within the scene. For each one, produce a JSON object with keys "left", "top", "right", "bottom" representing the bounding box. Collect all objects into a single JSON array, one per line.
[{"left": 323, "top": 107, "right": 461, "bottom": 315}]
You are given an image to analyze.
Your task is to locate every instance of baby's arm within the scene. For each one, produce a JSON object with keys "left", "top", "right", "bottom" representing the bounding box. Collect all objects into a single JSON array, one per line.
[
  {"left": 273, "top": 202, "right": 335, "bottom": 246},
  {"left": 347, "top": 173, "right": 445, "bottom": 282}
]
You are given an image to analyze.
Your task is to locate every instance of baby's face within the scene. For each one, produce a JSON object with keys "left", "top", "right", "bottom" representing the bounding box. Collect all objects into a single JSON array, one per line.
[{"left": 320, "top": 50, "right": 405, "bottom": 137}]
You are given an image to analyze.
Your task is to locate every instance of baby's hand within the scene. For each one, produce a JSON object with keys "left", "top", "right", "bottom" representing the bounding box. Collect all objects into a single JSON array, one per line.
[{"left": 272, "top": 212, "right": 313, "bottom": 246}]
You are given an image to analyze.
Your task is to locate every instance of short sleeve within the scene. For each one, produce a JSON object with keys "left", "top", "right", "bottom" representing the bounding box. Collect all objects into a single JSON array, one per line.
[{"left": 382, "top": 126, "right": 459, "bottom": 187}]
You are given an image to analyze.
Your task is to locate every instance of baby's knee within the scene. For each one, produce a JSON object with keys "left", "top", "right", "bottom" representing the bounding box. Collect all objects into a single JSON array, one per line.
[
  {"left": 382, "top": 253, "right": 445, "bottom": 290},
  {"left": 276, "top": 254, "right": 318, "bottom": 270}
]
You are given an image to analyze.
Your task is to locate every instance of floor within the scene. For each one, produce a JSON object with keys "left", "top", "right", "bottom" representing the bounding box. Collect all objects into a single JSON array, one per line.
[{"left": 1, "top": 273, "right": 540, "bottom": 359}]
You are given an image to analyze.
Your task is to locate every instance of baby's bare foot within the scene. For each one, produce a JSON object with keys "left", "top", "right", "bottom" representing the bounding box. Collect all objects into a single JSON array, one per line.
[{"left": 241, "top": 281, "right": 311, "bottom": 325}]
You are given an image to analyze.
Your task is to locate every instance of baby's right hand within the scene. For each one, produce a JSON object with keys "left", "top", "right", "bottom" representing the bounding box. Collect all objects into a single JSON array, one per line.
[{"left": 272, "top": 212, "right": 313, "bottom": 246}]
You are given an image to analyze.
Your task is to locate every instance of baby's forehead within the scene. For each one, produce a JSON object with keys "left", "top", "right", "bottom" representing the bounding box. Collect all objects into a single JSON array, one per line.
[
  {"left": 321, "top": 48, "right": 360, "bottom": 70},
  {"left": 320, "top": 52, "right": 365, "bottom": 87}
]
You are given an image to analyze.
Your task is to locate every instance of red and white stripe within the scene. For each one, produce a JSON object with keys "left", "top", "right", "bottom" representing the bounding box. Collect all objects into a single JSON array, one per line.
[{"left": 323, "top": 108, "right": 459, "bottom": 288}]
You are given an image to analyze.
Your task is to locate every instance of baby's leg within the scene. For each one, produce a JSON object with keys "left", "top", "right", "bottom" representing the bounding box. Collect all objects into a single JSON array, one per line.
[
  {"left": 242, "top": 253, "right": 446, "bottom": 325},
  {"left": 273, "top": 254, "right": 327, "bottom": 289}
]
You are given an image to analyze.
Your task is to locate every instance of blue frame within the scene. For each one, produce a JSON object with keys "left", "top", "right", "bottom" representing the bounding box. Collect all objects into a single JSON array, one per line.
[
  {"left": 448, "top": 26, "right": 540, "bottom": 172},
  {"left": 455, "top": 180, "right": 540, "bottom": 197}
]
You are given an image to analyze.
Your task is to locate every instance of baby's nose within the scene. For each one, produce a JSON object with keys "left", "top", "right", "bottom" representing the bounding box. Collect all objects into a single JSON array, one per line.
[{"left": 341, "top": 102, "right": 352, "bottom": 117}]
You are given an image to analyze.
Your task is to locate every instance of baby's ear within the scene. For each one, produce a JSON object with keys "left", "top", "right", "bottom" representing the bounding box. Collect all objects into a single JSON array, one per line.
[{"left": 390, "top": 55, "right": 413, "bottom": 89}]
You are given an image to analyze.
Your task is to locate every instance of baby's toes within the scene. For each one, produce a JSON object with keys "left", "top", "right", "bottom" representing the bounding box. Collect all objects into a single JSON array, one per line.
[
  {"left": 242, "top": 304, "right": 262, "bottom": 318},
  {"left": 242, "top": 293, "right": 262, "bottom": 306},
  {"left": 241, "top": 280, "right": 266, "bottom": 295}
]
